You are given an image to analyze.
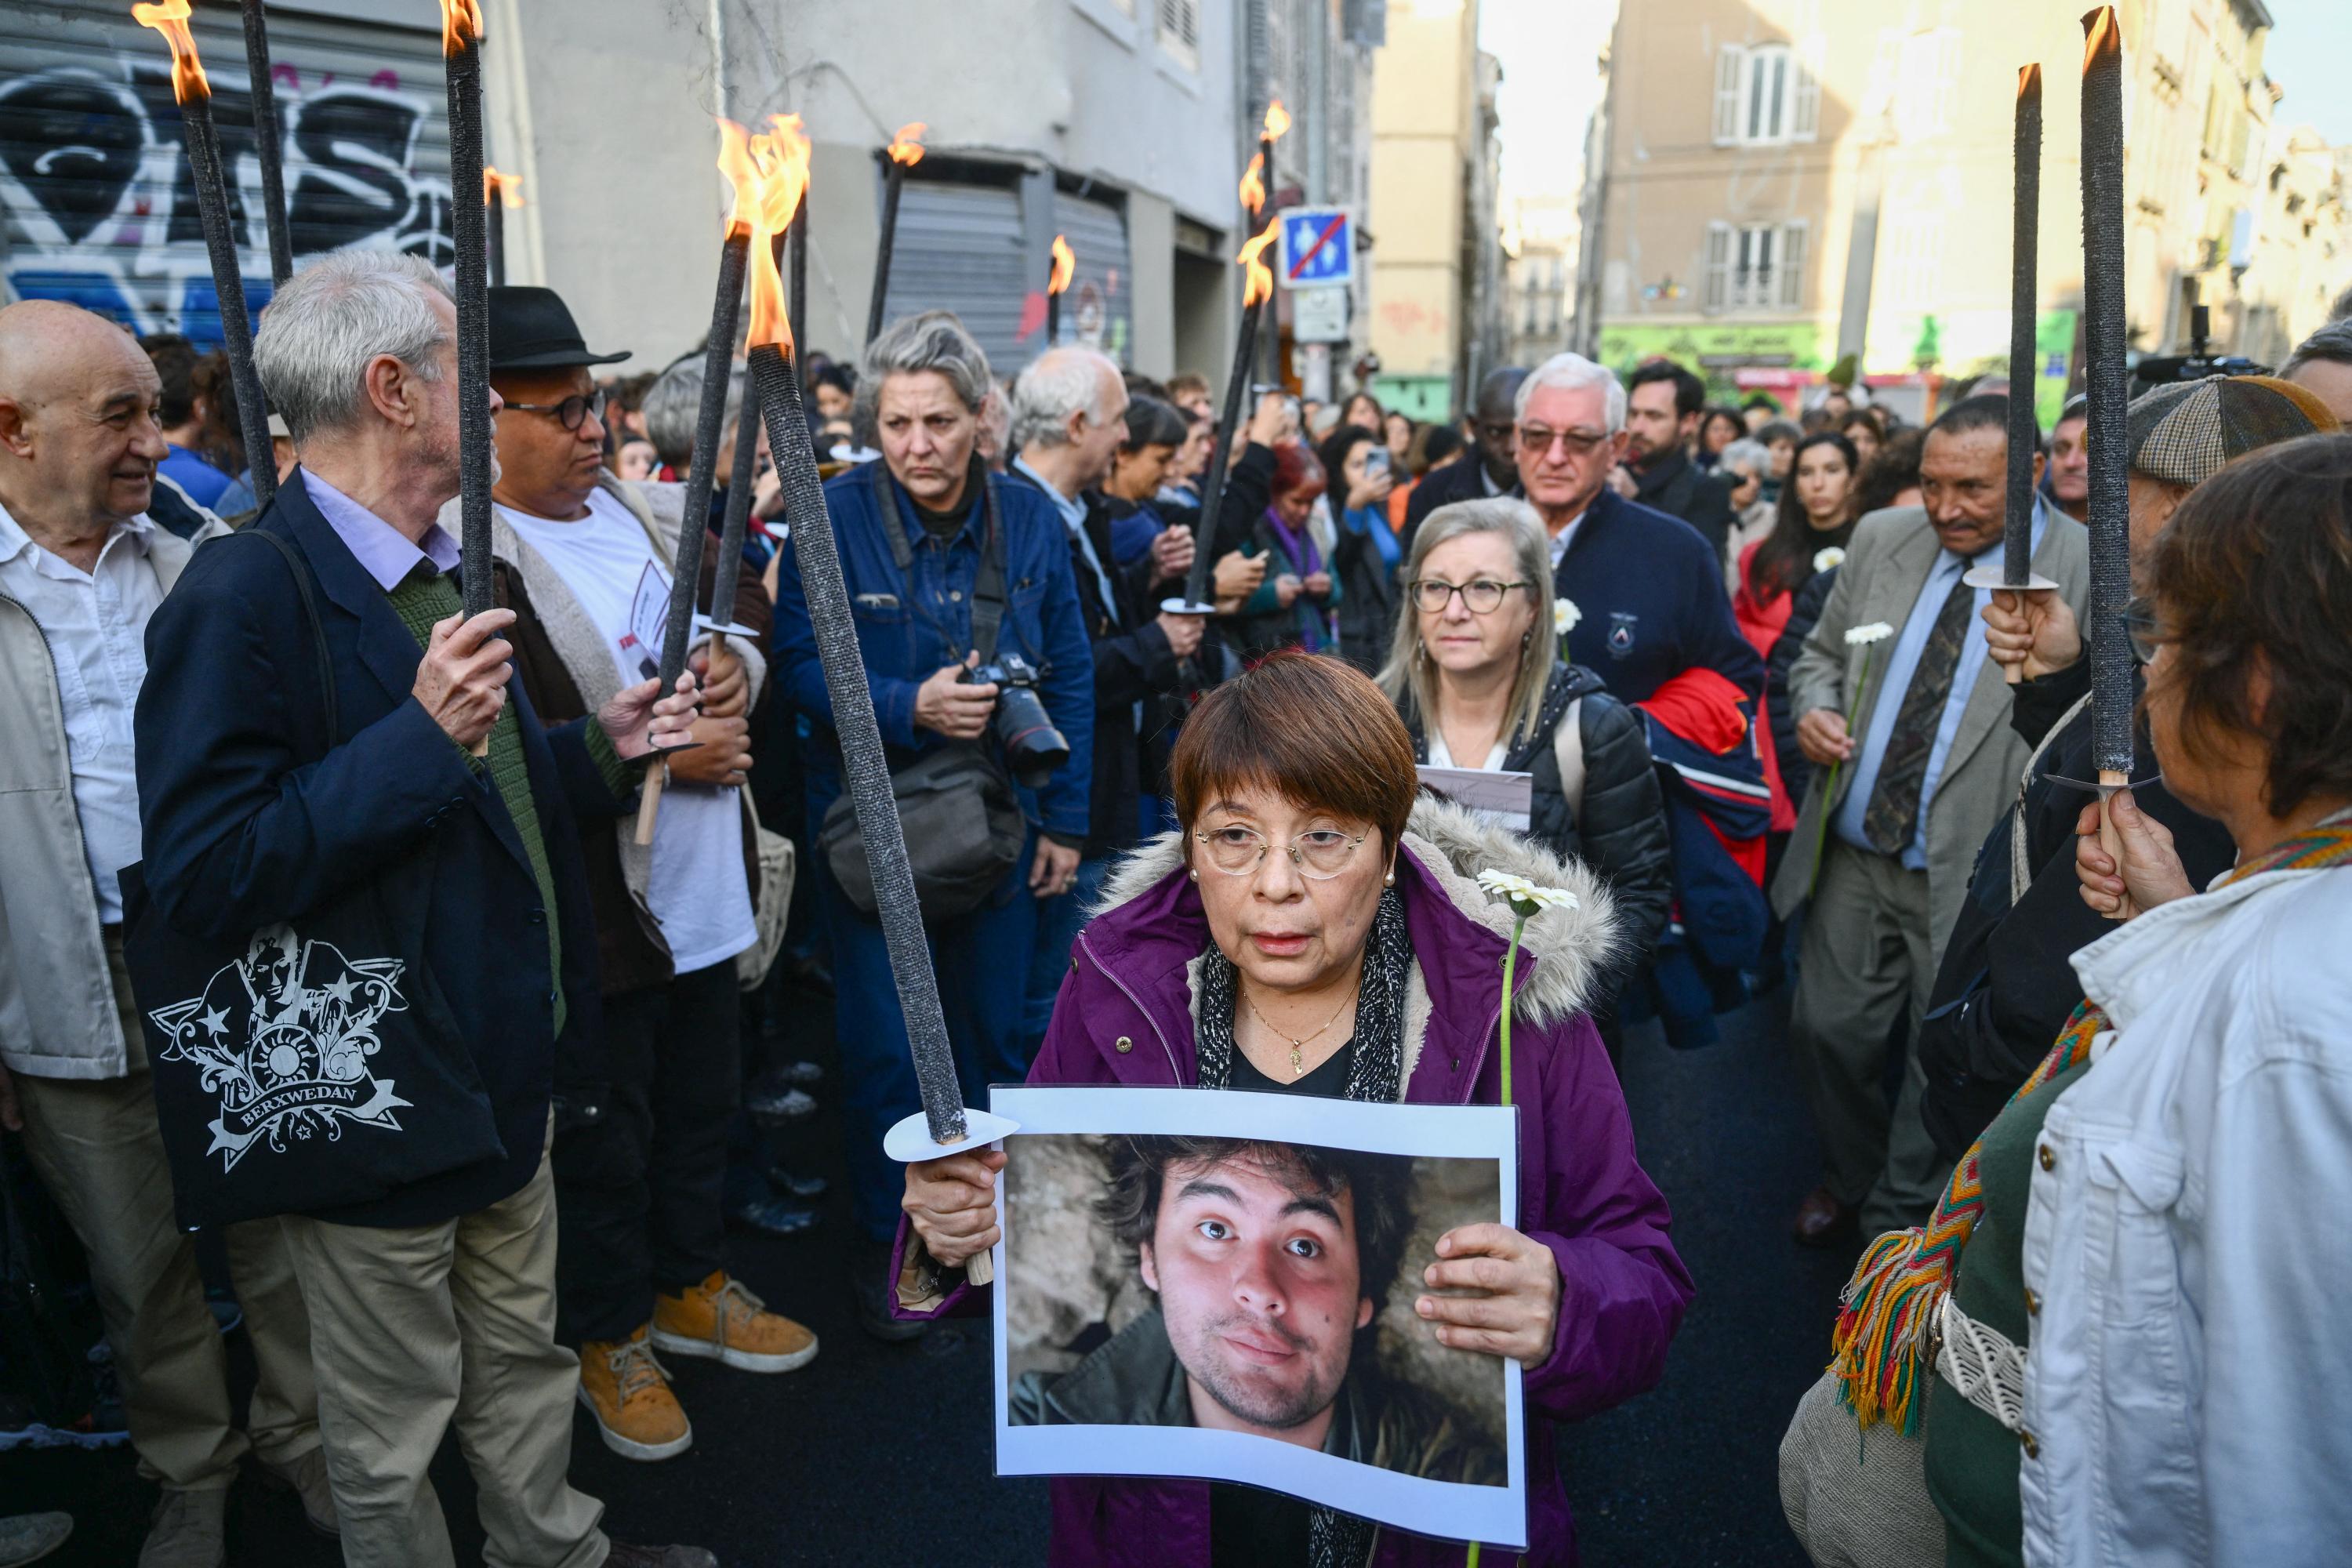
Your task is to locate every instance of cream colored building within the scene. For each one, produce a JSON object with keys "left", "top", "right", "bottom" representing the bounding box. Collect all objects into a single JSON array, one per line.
[
  {"left": 1366, "top": 0, "right": 1498, "bottom": 421},
  {"left": 1582, "top": 0, "right": 2347, "bottom": 423}
]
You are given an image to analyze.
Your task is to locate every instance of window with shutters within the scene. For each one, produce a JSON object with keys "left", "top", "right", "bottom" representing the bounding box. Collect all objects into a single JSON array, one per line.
[
  {"left": 1893, "top": 28, "right": 1962, "bottom": 141},
  {"left": 1712, "top": 43, "right": 1819, "bottom": 147},
  {"left": 1157, "top": 0, "right": 1201, "bottom": 71},
  {"left": 1707, "top": 220, "right": 1809, "bottom": 313}
]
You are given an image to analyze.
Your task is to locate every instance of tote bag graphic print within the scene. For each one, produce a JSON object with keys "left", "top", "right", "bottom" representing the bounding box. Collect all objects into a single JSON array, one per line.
[{"left": 148, "top": 924, "right": 416, "bottom": 1171}]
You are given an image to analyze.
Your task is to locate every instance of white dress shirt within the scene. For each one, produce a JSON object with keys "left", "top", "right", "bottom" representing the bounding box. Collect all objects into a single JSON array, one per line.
[{"left": 0, "top": 505, "right": 164, "bottom": 922}]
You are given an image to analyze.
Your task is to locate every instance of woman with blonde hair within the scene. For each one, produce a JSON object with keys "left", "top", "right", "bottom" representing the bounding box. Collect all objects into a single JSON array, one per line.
[{"left": 1377, "top": 499, "right": 1673, "bottom": 1025}]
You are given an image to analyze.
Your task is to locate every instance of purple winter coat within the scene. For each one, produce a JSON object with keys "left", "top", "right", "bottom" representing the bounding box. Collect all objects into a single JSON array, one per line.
[{"left": 888, "top": 798, "right": 1693, "bottom": 1566}]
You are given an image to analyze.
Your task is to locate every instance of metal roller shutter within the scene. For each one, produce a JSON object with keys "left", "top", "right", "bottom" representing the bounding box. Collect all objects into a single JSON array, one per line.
[
  {"left": 0, "top": 0, "right": 452, "bottom": 349},
  {"left": 887, "top": 177, "right": 1029, "bottom": 376},
  {"left": 1048, "top": 185, "right": 1131, "bottom": 365}
]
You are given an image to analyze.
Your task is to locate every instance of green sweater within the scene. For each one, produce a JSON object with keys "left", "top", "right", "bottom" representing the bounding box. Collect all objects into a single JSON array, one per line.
[
  {"left": 1923, "top": 1059, "right": 2092, "bottom": 1568},
  {"left": 387, "top": 571, "right": 630, "bottom": 1036}
]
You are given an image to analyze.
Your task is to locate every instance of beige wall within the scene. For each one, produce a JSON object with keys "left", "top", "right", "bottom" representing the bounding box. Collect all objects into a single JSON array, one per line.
[{"left": 1369, "top": 0, "right": 1477, "bottom": 396}]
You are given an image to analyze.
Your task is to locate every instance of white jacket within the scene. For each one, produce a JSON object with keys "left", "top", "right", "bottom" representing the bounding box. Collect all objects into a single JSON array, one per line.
[{"left": 2018, "top": 855, "right": 2352, "bottom": 1566}]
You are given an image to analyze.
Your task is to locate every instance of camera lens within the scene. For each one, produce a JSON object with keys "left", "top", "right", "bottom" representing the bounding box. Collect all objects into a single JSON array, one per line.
[{"left": 992, "top": 688, "right": 1069, "bottom": 789}]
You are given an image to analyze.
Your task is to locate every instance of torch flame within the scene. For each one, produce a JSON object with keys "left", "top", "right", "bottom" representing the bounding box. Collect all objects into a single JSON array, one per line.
[
  {"left": 742, "top": 114, "right": 814, "bottom": 353},
  {"left": 484, "top": 166, "right": 524, "bottom": 209},
  {"left": 1049, "top": 235, "right": 1075, "bottom": 296},
  {"left": 713, "top": 117, "right": 758, "bottom": 238},
  {"left": 1237, "top": 217, "right": 1279, "bottom": 309},
  {"left": 1262, "top": 99, "right": 1291, "bottom": 145},
  {"left": 438, "top": 0, "right": 484, "bottom": 57},
  {"left": 2016, "top": 62, "right": 2042, "bottom": 99},
  {"left": 887, "top": 122, "right": 927, "bottom": 167},
  {"left": 1240, "top": 151, "right": 1265, "bottom": 216},
  {"left": 2082, "top": 6, "right": 2120, "bottom": 68},
  {"left": 130, "top": 1, "right": 209, "bottom": 105}
]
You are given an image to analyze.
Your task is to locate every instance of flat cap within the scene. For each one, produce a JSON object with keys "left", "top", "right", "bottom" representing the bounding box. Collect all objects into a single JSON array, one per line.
[{"left": 2124, "top": 373, "right": 2339, "bottom": 488}]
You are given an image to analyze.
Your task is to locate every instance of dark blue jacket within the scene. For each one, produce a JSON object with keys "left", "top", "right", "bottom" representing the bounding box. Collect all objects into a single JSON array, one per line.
[
  {"left": 134, "top": 472, "right": 623, "bottom": 1227},
  {"left": 1555, "top": 486, "right": 1764, "bottom": 706},
  {"left": 772, "top": 459, "right": 1093, "bottom": 842}
]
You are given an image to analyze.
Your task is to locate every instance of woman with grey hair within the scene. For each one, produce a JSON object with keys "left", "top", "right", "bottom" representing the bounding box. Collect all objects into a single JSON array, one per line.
[
  {"left": 1377, "top": 499, "right": 1673, "bottom": 1025},
  {"left": 769, "top": 307, "right": 1094, "bottom": 1340}
]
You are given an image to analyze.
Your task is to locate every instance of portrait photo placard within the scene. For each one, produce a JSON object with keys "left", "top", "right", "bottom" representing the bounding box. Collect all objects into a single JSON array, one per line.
[{"left": 987, "top": 1085, "right": 1526, "bottom": 1550}]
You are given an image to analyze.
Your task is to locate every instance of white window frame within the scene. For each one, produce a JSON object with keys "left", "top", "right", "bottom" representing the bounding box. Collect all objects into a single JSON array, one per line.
[
  {"left": 1713, "top": 42, "right": 1820, "bottom": 147},
  {"left": 1705, "top": 219, "right": 1809, "bottom": 314},
  {"left": 1156, "top": 0, "right": 1201, "bottom": 71}
]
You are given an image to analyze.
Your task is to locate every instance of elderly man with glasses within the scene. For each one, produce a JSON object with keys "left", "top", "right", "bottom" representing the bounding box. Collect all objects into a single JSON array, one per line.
[{"left": 452, "top": 285, "right": 817, "bottom": 1466}]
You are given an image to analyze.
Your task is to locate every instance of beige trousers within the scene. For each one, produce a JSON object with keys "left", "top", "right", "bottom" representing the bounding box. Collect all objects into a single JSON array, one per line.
[
  {"left": 279, "top": 1129, "right": 607, "bottom": 1568},
  {"left": 1789, "top": 840, "right": 1954, "bottom": 1232},
  {"left": 12, "top": 931, "right": 319, "bottom": 1491}
]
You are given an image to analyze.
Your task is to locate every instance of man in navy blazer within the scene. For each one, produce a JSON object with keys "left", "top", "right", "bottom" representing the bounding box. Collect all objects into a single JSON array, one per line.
[{"left": 136, "top": 250, "right": 710, "bottom": 1568}]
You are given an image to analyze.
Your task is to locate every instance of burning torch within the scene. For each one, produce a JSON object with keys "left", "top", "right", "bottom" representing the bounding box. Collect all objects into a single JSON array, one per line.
[
  {"left": 132, "top": 2, "right": 277, "bottom": 510},
  {"left": 740, "top": 119, "right": 1015, "bottom": 1282},
  {"left": 635, "top": 115, "right": 775, "bottom": 848},
  {"left": 1958, "top": 62, "right": 2060, "bottom": 662},
  {"left": 437, "top": 0, "right": 494, "bottom": 624},
  {"left": 1045, "top": 234, "right": 1074, "bottom": 344},
  {"left": 1164, "top": 216, "right": 1280, "bottom": 621},
  {"left": 864, "top": 122, "right": 926, "bottom": 349},
  {"left": 1257, "top": 99, "right": 1290, "bottom": 384},
  {"left": 485, "top": 166, "right": 523, "bottom": 288}
]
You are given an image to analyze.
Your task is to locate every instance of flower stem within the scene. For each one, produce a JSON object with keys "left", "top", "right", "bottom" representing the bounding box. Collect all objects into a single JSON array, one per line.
[{"left": 1499, "top": 915, "right": 1525, "bottom": 1106}]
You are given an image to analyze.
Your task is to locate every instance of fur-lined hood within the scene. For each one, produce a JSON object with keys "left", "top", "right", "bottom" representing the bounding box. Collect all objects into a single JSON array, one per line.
[{"left": 1094, "top": 796, "right": 1621, "bottom": 1028}]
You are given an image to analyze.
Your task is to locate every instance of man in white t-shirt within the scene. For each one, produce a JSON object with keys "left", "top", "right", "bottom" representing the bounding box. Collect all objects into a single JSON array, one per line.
[{"left": 473, "top": 287, "right": 813, "bottom": 1464}]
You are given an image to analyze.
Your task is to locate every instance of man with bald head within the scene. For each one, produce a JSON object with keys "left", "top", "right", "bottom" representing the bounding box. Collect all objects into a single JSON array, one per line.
[{"left": 0, "top": 300, "right": 332, "bottom": 1565}]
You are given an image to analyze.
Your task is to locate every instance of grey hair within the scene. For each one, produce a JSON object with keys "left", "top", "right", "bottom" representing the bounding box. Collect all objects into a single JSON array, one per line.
[
  {"left": 1515, "top": 350, "right": 1626, "bottom": 434},
  {"left": 1009, "top": 347, "right": 1122, "bottom": 452},
  {"left": 1718, "top": 437, "right": 1770, "bottom": 477},
  {"left": 642, "top": 357, "right": 742, "bottom": 468},
  {"left": 253, "top": 249, "right": 450, "bottom": 442},
  {"left": 1374, "top": 497, "right": 1555, "bottom": 751},
  {"left": 2284, "top": 320, "right": 2352, "bottom": 377},
  {"left": 855, "top": 310, "right": 993, "bottom": 432}
]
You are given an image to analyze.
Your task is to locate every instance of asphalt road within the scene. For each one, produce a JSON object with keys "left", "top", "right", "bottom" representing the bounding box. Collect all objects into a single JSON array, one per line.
[{"left": 3, "top": 982, "right": 1855, "bottom": 1566}]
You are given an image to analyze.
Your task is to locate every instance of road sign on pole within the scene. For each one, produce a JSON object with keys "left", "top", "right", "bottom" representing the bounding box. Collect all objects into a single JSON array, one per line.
[{"left": 1278, "top": 207, "right": 1353, "bottom": 289}]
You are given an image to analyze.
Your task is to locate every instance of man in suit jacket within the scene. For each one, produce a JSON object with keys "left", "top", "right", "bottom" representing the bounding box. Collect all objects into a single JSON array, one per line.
[
  {"left": 1769, "top": 396, "right": 2091, "bottom": 1247},
  {"left": 136, "top": 250, "right": 710, "bottom": 1568}
]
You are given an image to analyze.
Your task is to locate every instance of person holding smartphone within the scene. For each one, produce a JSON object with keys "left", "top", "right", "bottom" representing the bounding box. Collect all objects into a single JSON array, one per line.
[{"left": 1319, "top": 424, "right": 1401, "bottom": 674}]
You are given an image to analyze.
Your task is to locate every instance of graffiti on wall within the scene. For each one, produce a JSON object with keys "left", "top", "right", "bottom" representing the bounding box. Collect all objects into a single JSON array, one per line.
[{"left": 0, "top": 52, "right": 453, "bottom": 348}]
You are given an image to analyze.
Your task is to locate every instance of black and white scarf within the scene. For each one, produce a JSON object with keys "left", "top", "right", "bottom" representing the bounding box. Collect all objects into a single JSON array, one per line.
[{"left": 1192, "top": 884, "right": 1413, "bottom": 1568}]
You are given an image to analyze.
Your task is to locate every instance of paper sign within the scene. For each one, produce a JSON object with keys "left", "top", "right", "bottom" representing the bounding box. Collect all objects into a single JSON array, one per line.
[
  {"left": 621, "top": 561, "right": 669, "bottom": 682},
  {"left": 1415, "top": 766, "right": 1534, "bottom": 834}
]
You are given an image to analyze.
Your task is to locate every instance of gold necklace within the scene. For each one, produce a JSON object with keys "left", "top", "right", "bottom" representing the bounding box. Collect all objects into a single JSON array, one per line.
[{"left": 1241, "top": 985, "right": 1358, "bottom": 1076}]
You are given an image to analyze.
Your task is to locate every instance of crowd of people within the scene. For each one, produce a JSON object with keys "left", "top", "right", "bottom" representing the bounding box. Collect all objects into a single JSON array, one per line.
[{"left": 1, "top": 244, "right": 2350, "bottom": 1567}]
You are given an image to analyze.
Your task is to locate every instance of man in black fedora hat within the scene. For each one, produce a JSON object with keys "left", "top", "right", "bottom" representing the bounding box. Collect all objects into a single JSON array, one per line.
[{"left": 451, "top": 285, "right": 818, "bottom": 1465}]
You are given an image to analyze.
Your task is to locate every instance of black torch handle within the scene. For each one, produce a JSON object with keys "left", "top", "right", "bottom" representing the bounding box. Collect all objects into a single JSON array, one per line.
[
  {"left": 488, "top": 194, "right": 506, "bottom": 289},
  {"left": 178, "top": 93, "right": 276, "bottom": 512},
  {"left": 788, "top": 201, "right": 809, "bottom": 394},
  {"left": 1181, "top": 298, "right": 1263, "bottom": 608},
  {"left": 657, "top": 230, "right": 750, "bottom": 692},
  {"left": 445, "top": 38, "right": 493, "bottom": 619},
  {"left": 752, "top": 346, "right": 967, "bottom": 1146},
  {"left": 2003, "top": 66, "right": 2042, "bottom": 589},
  {"left": 866, "top": 162, "right": 903, "bottom": 349},
  {"left": 1258, "top": 132, "right": 1279, "bottom": 385},
  {"left": 1047, "top": 282, "right": 1061, "bottom": 346},
  {"left": 238, "top": 0, "right": 292, "bottom": 288},
  {"left": 707, "top": 377, "right": 761, "bottom": 633},
  {"left": 2079, "top": 12, "right": 2133, "bottom": 777}
]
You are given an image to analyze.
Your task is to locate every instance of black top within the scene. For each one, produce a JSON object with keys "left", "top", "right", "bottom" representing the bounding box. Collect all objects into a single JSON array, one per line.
[
  {"left": 1212, "top": 1033, "right": 1356, "bottom": 1564},
  {"left": 1229, "top": 1036, "right": 1356, "bottom": 1098}
]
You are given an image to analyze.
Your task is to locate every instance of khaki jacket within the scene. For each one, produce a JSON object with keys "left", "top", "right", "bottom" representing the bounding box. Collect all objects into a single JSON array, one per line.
[
  {"left": 0, "top": 518, "right": 225, "bottom": 1079},
  {"left": 1769, "top": 504, "right": 2091, "bottom": 953}
]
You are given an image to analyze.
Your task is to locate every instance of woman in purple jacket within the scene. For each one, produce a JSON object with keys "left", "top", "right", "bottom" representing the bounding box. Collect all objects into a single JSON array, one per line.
[{"left": 893, "top": 652, "right": 1692, "bottom": 1566}]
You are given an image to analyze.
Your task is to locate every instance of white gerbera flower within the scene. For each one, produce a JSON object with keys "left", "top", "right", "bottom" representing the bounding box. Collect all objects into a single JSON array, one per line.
[
  {"left": 1812, "top": 546, "right": 1846, "bottom": 572},
  {"left": 1553, "top": 597, "right": 1581, "bottom": 635},
  {"left": 1846, "top": 621, "right": 1895, "bottom": 646},
  {"left": 1477, "top": 868, "right": 1580, "bottom": 917}
]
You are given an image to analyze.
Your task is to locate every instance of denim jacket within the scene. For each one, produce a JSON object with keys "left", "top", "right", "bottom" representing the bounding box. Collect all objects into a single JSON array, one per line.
[{"left": 772, "top": 459, "right": 1094, "bottom": 841}]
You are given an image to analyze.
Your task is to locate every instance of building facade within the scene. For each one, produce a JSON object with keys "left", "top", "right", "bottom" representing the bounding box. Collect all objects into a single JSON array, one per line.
[
  {"left": 1580, "top": 0, "right": 2346, "bottom": 424},
  {"left": 0, "top": 0, "right": 1277, "bottom": 383}
]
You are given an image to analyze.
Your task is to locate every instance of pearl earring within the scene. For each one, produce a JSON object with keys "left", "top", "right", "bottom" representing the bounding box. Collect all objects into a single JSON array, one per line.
[
  {"left": 1188, "top": 869, "right": 1199, "bottom": 882},
  {"left": 1383, "top": 870, "right": 1396, "bottom": 887}
]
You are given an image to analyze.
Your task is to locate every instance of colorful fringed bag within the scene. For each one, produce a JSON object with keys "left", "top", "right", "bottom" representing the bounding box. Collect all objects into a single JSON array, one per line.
[{"left": 1828, "top": 810, "right": 2352, "bottom": 1433}]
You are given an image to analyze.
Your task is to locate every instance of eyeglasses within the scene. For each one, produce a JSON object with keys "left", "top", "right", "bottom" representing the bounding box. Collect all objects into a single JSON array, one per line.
[
  {"left": 1192, "top": 825, "right": 1368, "bottom": 880},
  {"left": 1409, "top": 578, "right": 1530, "bottom": 615},
  {"left": 2124, "top": 597, "right": 2161, "bottom": 665},
  {"left": 502, "top": 388, "right": 607, "bottom": 432},
  {"left": 1515, "top": 425, "right": 1611, "bottom": 458}
]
